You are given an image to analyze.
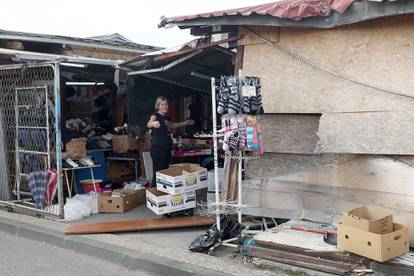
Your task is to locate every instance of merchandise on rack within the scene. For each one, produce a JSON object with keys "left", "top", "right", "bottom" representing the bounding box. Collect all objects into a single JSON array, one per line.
[
  {"left": 217, "top": 76, "right": 263, "bottom": 116},
  {"left": 220, "top": 115, "right": 263, "bottom": 155}
]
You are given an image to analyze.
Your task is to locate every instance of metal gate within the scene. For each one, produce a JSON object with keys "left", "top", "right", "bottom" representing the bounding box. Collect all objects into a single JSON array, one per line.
[{"left": 0, "top": 63, "right": 63, "bottom": 217}]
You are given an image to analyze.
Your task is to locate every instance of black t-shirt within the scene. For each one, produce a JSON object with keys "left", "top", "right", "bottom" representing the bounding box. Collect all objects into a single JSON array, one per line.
[{"left": 150, "top": 112, "right": 172, "bottom": 147}]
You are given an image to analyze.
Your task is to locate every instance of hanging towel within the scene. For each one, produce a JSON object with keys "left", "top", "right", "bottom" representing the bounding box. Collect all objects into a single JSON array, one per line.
[
  {"left": 28, "top": 171, "right": 48, "bottom": 209},
  {"left": 45, "top": 169, "right": 58, "bottom": 206}
]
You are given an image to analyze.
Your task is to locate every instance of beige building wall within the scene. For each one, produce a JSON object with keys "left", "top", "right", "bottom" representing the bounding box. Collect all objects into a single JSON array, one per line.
[
  {"left": 240, "top": 15, "right": 414, "bottom": 113},
  {"left": 238, "top": 16, "right": 414, "bottom": 244}
]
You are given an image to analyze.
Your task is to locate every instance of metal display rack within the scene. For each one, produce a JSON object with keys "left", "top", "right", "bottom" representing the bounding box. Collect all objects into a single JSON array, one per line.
[
  {"left": 15, "top": 86, "right": 51, "bottom": 200},
  {"left": 210, "top": 77, "right": 260, "bottom": 232}
]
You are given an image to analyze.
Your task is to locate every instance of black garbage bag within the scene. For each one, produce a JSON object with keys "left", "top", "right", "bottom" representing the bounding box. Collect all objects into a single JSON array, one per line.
[
  {"left": 188, "top": 215, "right": 245, "bottom": 252},
  {"left": 188, "top": 225, "right": 221, "bottom": 252},
  {"left": 221, "top": 215, "right": 245, "bottom": 240}
]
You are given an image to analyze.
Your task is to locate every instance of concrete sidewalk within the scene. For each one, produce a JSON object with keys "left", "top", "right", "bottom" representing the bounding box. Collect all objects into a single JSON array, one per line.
[{"left": 0, "top": 210, "right": 291, "bottom": 276}]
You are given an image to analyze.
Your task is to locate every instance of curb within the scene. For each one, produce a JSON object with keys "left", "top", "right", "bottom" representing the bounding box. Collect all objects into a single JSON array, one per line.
[{"left": 0, "top": 217, "right": 230, "bottom": 276}]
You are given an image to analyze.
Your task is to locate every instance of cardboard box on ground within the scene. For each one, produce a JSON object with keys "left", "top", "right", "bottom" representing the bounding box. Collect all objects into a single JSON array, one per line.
[
  {"left": 146, "top": 164, "right": 208, "bottom": 215},
  {"left": 98, "top": 188, "right": 146, "bottom": 213},
  {"left": 146, "top": 187, "right": 196, "bottom": 215},
  {"left": 338, "top": 206, "right": 409, "bottom": 262},
  {"left": 156, "top": 164, "right": 208, "bottom": 195}
]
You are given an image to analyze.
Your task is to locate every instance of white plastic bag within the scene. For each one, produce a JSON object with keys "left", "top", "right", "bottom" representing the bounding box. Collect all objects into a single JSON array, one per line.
[
  {"left": 72, "top": 192, "right": 99, "bottom": 214},
  {"left": 64, "top": 197, "right": 92, "bottom": 221}
]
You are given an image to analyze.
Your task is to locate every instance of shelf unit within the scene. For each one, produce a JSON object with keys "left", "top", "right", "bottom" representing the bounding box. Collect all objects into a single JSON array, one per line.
[{"left": 14, "top": 86, "right": 50, "bottom": 200}]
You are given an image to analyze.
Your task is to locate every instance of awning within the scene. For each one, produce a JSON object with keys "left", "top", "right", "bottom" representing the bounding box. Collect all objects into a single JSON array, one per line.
[
  {"left": 120, "top": 37, "right": 237, "bottom": 93},
  {"left": 0, "top": 47, "right": 122, "bottom": 66}
]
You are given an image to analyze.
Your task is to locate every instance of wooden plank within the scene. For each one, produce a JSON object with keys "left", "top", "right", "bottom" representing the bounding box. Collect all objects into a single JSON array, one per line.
[
  {"left": 65, "top": 216, "right": 215, "bottom": 235},
  {"left": 371, "top": 262, "right": 414, "bottom": 276},
  {"left": 254, "top": 240, "right": 368, "bottom": 266},
  {"left": 247, "top": 247, "right": 351, "bottom": 275},
  {"left": 227, "top": 158, "right": 238, "bottom": 201},
  {"left": 248, "top": 246, "right": 353, "bottom": 270},
  {"left": 234, "top": 45, "right": 244, "bottom": 75}
]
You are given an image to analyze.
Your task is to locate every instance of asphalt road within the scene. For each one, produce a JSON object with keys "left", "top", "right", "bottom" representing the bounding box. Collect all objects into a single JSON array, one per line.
[{"left": 0, "top": 231, "right": 154, "bottom": 276}]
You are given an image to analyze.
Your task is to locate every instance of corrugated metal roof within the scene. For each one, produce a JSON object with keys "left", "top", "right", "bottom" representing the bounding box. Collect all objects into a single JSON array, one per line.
[
  {"left": 120, "top": 36, "right": 239, "bottom": 69},
  {"left": 161, "top": 0, "right": 353, "bottom": 25},
  {"left": 160, "top": 0, "right": 408, "bottom": 29},
  {"left": 0, "top": 29, "right": 162, "bottom": 54}
]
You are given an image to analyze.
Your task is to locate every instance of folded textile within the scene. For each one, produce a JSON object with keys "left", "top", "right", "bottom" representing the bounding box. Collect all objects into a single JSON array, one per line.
[{"left": 28, "top": 171, "right": 48, "bottom": 209}]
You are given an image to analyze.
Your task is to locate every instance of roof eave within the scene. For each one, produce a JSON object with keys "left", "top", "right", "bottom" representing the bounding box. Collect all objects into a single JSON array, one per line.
[
  {"left": 0, "top": 33, "right": 161, "bottom": 54},
  {"left": 0, "top": 48, "right": 122, "bottom": 66},
  {"left": 161, "top": 0, "right": 414, "bottom": 29}
]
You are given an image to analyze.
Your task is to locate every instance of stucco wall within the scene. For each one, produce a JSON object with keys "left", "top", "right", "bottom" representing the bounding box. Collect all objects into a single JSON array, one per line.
[
  {"left": 260, "top": 114, "right": 320, "bottom": 154},
  {"left": 240, "top": 15, "right": 414, "bottom": 113},
  {"left": 239, "top": 16, "right": 414, "bottom": 243}
]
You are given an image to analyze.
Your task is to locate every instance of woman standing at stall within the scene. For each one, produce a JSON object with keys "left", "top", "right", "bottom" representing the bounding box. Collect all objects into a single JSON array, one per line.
[{"left": 147, "top": 96, "right": 194, "bottom": 187}]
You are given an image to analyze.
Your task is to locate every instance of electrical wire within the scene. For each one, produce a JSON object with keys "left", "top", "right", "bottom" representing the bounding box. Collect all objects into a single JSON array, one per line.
[{"left": 243, "top": 26, "right": 414, "bottom": 101}]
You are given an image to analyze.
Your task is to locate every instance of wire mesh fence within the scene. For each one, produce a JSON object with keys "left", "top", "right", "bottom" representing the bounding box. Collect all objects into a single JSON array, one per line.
[{"left": 0, "top": 64, "right": 61, "bottom": 216}]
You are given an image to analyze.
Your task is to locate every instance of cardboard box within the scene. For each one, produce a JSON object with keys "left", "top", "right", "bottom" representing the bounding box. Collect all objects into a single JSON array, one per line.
[
  {"left": 108, "top": 161, "right": 135, "bottom": 183},
  {"left": 64, "top": 138, "right": 87, "bottom": 158},
  {"left": 156, "top": 164, "right": 208, "bottom": 195},
  {"left": 338, "top": 223, "right": 409, "bottom": 262},
  {"left": 341, "top": 206, "right": 393, "bottom": 234},
  {"left": 146, "top": 187, "right": 196, "bottom": 215},
  {"left": 98, "top": 188, "right": 145, "bottom": 213},
  {"left": 112, "top": 135, "right": 138, "bottom": 153}
]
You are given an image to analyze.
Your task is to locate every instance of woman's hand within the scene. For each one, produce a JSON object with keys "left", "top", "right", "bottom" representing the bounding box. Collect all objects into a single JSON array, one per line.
[
  {"left": 185, "top": 120, "right": 195, "bottom": 126},
  {"left": 151, "top": 121, "right": 161, "bottom": 128}
]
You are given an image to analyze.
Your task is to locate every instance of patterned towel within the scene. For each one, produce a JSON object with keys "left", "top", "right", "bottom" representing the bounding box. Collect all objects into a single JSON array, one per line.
[
  {"left": 28, "top": 171, "right": 48, "bottom": 209},
  {"left": 45, "top": 169, "right": 57, "bottom": 206}
]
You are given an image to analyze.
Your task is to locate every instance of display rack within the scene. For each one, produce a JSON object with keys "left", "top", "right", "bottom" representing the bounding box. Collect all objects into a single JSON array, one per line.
[
  {"left": 210, "top": 77, "right": 260, "bottom": 231},
  {"left": 209, "top": 76, "right": 264, "bottom": 253},
  {"left": 15, "top": 86, "right": 51, "bottom": 200}
]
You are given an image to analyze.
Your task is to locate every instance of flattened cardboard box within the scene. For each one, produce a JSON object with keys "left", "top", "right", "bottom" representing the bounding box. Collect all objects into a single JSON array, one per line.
[
  {"left": 98, "top": 189, "right": 146, "bottom": 213},
  {"left": 156, "top": 164, "right": 207, "bottom": 195},
  {"left": 338, "top": 223, "right": 409, "bottom": 262},
  {"left": 341, "top": 206, "right": 393, "bottom": 234},
  {"left": 146, "top": 187, "right": 196, "bottom": 215}
]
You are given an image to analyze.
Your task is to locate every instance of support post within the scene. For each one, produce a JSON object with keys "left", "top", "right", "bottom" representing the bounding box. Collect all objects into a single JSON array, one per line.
[
  {"left": 54, "top": 63, "right": 64, "bottom": 218},
  {"left": 238, "top": 152, "right": 243, "bottom": 223},
  {"left": 211, "top": 77, "right": 220, "bottom": 231}
]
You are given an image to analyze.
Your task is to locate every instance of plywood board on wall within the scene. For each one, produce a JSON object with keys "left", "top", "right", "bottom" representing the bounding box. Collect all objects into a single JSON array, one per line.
[
  {"left": 243, "top": 155, "right": 414, "bottom": 245},
  {"left": 241, "top": 15, "right": 414, "bottom": 113},
  {"left": 245, "top": 153, "right": 355, "bottom": 179},
  {"left": 260, "top": 114, "right": 320, "bottom": 154},
  {"left": 316, "top": 111, "right": 414, "bottom": 154}
]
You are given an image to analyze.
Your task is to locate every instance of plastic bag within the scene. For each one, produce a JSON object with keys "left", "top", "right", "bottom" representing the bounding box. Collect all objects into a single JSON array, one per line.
[
  {"left": 220, "top": 215, "right": 245, "bottom": 240},
  {"left": 189, "top": 225, "right": 221, "bottom": 252},
  {"left": 72, "top": 192, "right": 99, "bottom": 214},
  {"left": 64, "top": 197, "right": 92, "bottom": 221},
  {"left": 188, "top": 215, "right": 245, "bottom": 252}
]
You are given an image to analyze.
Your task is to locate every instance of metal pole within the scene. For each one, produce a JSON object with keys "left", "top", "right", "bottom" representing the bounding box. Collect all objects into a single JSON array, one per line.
[
  {"left": 14, "top": 88, "right": 20, "bottom": 200},
  {"left": 237, "top": 152, "right": 243, "bottom": 223},
  {"left": 211, "top": 77, "right": 220, "bottom": 231},
  {"left": 53, "top": 63, "right": 64, "bottom": 218}
]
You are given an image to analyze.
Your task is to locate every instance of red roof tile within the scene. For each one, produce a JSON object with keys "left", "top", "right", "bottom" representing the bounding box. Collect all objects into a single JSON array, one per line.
[{"left": 167, "top": 0, "right": 354, "bottom": 23}]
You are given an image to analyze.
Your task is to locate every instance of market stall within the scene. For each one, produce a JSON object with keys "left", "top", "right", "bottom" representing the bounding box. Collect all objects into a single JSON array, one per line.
[{"left": 59, "top": 37, "right": 238, "bottom": 221}]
